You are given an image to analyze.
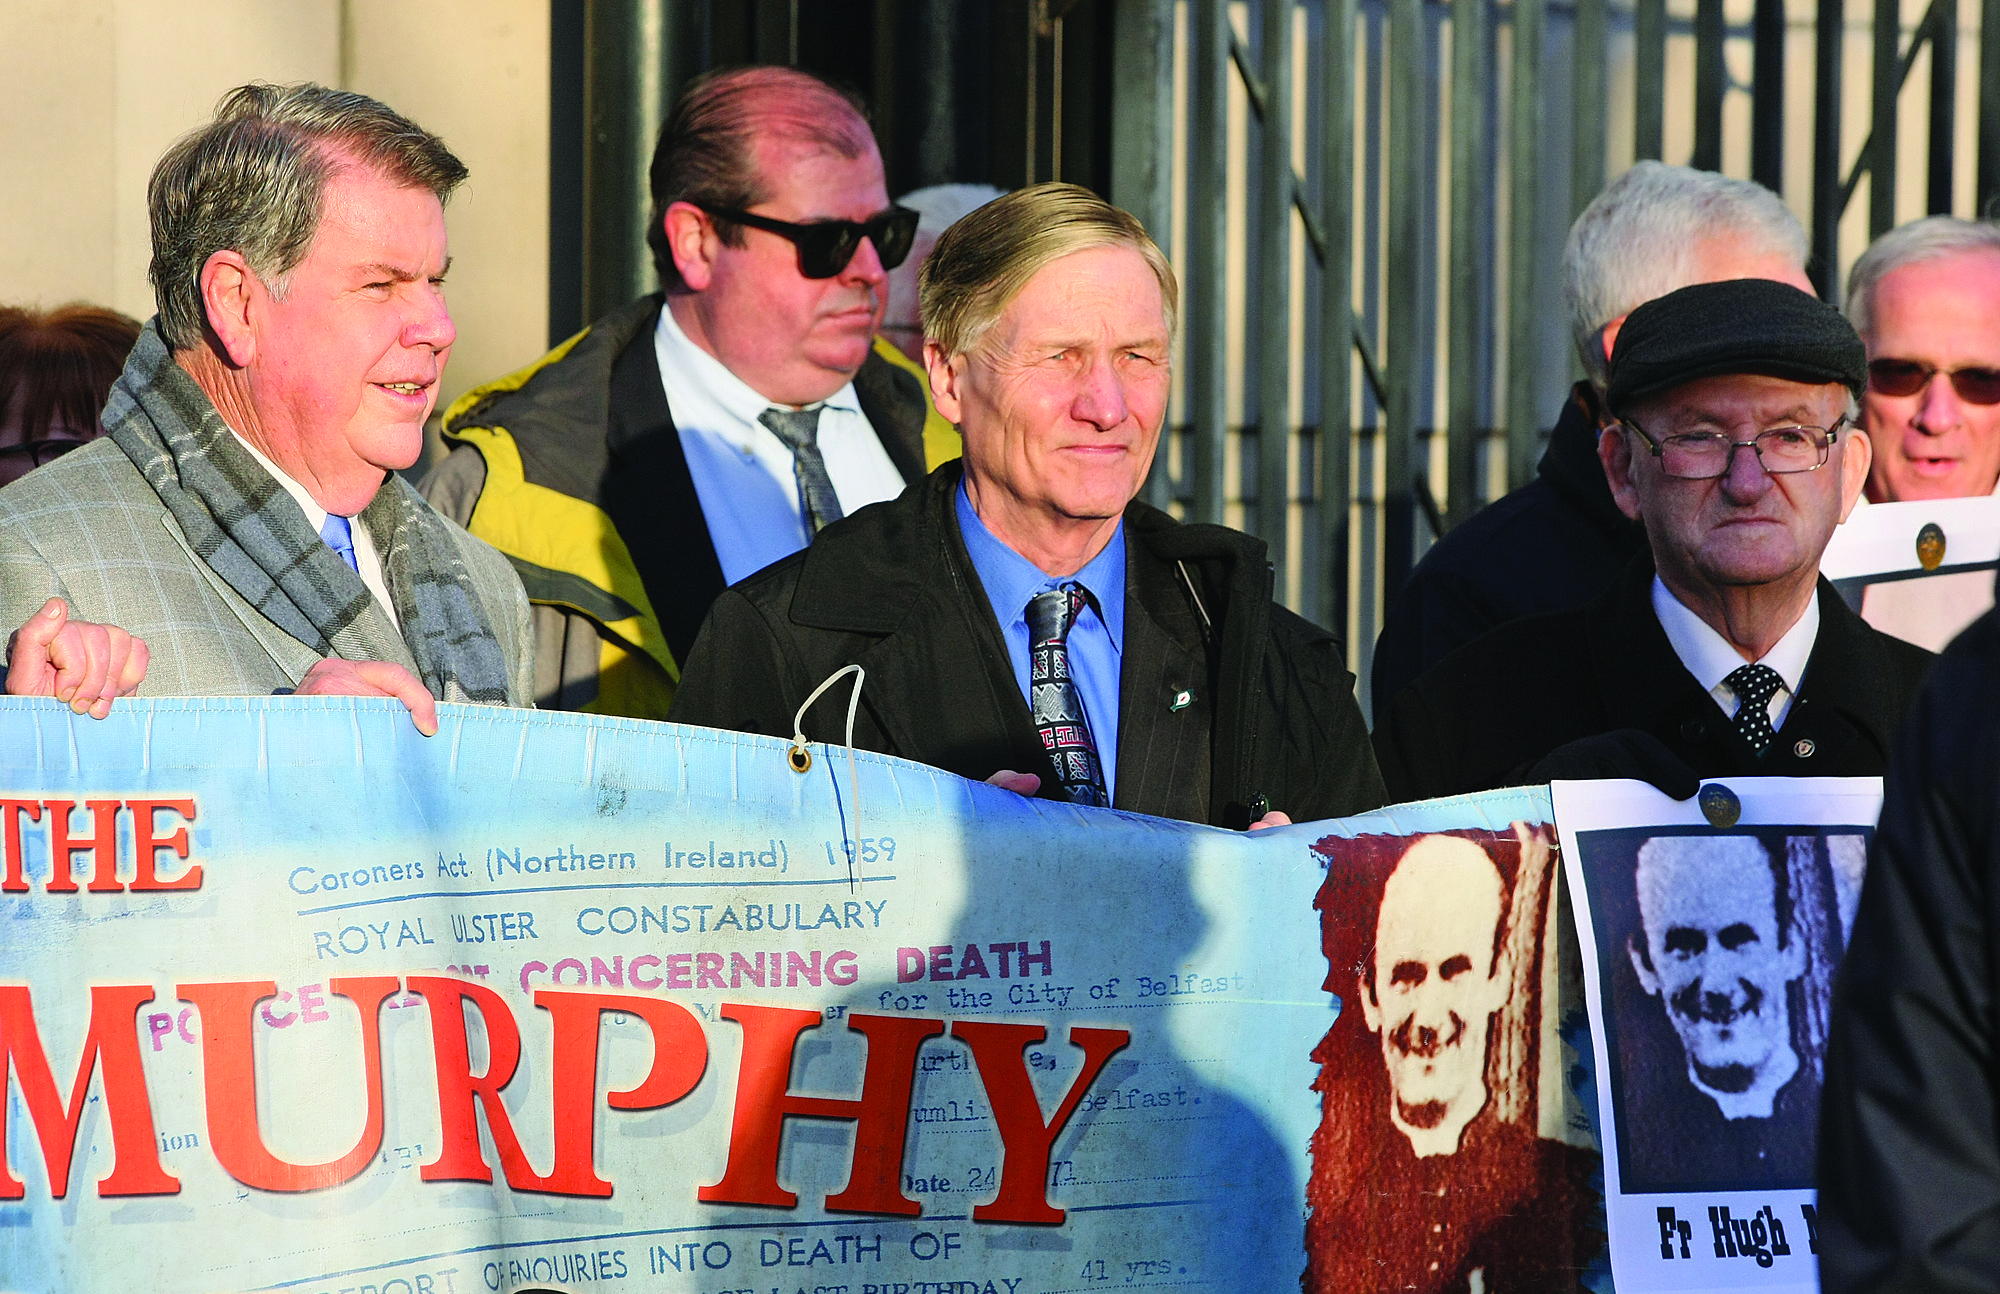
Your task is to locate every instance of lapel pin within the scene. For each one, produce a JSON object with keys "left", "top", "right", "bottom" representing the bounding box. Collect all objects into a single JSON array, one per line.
[
  {"left": 1170, "top": 689, "right": 1192, "bottom": 712},
  {"left": 1916, "top": 522, "right": 1947, "bottom": 571},
  {"left": 1793, "top": 738, "right": 1815, "bottom": 758},
  {"left": 1698, "top": 782, "right": 1742, "bottom": 829}
]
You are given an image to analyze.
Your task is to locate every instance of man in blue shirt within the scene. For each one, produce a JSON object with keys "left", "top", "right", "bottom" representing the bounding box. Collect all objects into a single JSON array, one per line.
[
  {"left": 424, "top": 67, "right": 941, "bottom": 719},
  {"left": 670, "top": 185, "right": 1384, "bottom": 827}
]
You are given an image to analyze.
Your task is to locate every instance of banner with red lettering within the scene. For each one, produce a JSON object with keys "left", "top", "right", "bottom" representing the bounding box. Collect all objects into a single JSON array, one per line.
[{"left": 0, "top": 697, "right": 1568, "bottom": 1294}]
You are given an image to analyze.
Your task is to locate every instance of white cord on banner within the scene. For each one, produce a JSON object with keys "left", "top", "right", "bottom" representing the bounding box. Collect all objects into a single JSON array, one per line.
[{"left": 790, "top": 665, "right": 865, "bottom": 890}]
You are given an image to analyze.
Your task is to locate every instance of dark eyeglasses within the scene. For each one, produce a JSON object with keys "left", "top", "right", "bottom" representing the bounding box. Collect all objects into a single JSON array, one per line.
[
  {"left": 1867, "top": 358, "right": 2000, "bottom": 405},
  {"left": 699, "top": 203, "right": 920, "bottom": 279},
  {"left": 1622, "top": 415, "right": 1845, "bottom": 479}
]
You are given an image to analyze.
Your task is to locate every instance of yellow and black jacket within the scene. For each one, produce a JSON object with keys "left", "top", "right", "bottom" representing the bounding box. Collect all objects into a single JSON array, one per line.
[{"left": 425, "top": 293, "right": 951, "bottom": 718}]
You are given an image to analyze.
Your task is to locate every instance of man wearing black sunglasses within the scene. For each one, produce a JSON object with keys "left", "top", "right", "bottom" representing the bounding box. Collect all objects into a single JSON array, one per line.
[
  {"left": 1828, "top": 217, "right": 2000, "bottom": 652},
  {"left": 1376, "top": 279, "right": 1933, "bottom": 803},
  {"left": 425, "top": 67, "right": 944, "bottom": 718},
  {"left": 1848, "top": 217, "right": 2000, "bottom": 506}
]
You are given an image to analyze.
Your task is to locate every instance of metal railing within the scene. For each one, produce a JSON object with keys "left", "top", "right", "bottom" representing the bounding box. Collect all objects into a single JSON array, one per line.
[
  {"left": 557, "top": 0, "right": 2000, "bottom": 714},
  {"left": 1108, "top": 0, "right": 2000, "bottom": 714}
]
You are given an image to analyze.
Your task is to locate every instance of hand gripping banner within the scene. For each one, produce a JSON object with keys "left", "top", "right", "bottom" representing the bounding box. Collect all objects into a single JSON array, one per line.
[{"left": 0, "top": 697, "right": 1563, "bottom": 1294}]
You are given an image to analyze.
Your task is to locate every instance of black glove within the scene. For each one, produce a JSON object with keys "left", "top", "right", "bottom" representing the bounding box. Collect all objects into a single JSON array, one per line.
[{"left": 1521, "top": 728, "right": 1701, "bottom": 801}]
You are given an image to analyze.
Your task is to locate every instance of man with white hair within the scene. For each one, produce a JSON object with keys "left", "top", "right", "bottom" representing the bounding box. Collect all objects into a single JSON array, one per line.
[
  {"left": 1830, "top": 216, "right": 2000, "bottom": 650},
  {"left": 879, "top": 182, "right": 1005, "bottom": 364},
  {"left": 671, "top": 183, "right": 1383, "bottom": 827},
  {"left": 1847, "top": 216, "right": 2000, "bottom": 504},
  {"left": 1371, "top": 162, "right": 1814, "bottom": 716}
]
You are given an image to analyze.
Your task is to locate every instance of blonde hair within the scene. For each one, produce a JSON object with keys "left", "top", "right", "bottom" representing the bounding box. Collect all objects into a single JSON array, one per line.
[{"left": 919, "top": 183, "right": 1177, "bottom": 359}]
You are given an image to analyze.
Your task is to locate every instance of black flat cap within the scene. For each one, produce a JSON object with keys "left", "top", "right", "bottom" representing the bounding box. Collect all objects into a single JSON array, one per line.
[{"left": 1606, "top": 278, "right": 1866, "bottom": 413}]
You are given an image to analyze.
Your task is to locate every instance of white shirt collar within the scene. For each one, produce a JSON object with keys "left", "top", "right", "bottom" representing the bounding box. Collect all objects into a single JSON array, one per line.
[
  {"left": 653, "top": 301, "right": 862, "bottom": 450},
  {"left": 1651, "top": 575, "right": 1818, "bottom": 697},
  {"left": 229, "top": 429, "right": 330, "bottom": 530},
  {"left": 225, "top": 428, "right": 399, "bottom": 629}
]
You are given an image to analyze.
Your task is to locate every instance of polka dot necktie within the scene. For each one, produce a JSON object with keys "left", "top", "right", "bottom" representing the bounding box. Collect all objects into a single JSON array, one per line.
[
  {"left": 318, "top": 513, "right": 359, "bottom": 573},
  {"left": 1026, "top": 584, "right": 1109, "bottom": 808},
  {"left": 758, "top": 405, "right": 844, "bottom": 533},
  {"left": 1725, "top": 662, "right": 1784, "bottom": 755}
]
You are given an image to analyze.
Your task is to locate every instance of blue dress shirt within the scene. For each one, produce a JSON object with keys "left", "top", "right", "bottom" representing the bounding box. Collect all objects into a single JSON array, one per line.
[
  {"left": 954, "top": 483, "right": 1126, "bottom": 802},
  {"left": 653, "top": 305, "right": 905, "bottom": 583}
]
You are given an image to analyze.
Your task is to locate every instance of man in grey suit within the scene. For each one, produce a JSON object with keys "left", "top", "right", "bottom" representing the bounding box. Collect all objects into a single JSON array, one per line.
[{"left": 0, "top": 83, "right": 533, "bottom": 731}]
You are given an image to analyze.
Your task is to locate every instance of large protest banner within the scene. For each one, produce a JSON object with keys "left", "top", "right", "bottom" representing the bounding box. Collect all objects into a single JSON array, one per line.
[{"left": 0, "top": 695, "right": 1543, "bottom": 1294}]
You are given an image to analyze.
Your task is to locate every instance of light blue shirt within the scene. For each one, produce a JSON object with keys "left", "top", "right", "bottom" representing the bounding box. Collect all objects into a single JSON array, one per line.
[
  {"left": 955, "top": 483, "right": 1126, "bottom": 802},
  {"left": 652, "top": 305, "right": 906, "bottom": 583}
]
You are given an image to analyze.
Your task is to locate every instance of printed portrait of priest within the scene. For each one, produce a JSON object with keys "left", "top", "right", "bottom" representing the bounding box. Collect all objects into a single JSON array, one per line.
[
  {"left": 1304, "top": 826, "right": 1603, "bottom": 1294},
  {"left": 1588, "top": 829, "right": 1856, "bottom": 1193}
]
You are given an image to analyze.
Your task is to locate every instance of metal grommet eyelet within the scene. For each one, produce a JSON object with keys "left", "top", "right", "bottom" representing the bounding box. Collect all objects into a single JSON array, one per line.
[{"left": 788, "top": 744, "right": 812, "bottom": 774}]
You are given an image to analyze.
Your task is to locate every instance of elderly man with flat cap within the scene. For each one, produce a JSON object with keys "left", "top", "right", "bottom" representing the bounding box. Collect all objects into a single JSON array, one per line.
[{"left": 1375, "top": 279, "right": 1934, "bottom": 802}]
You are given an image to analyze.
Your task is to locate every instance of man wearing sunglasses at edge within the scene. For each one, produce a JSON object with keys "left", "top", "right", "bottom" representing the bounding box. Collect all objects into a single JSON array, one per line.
[
  {"left": 423, "top": 66, "right": 951, "bottom": 719},
  {"left": 1834, "top": 216, "right": 2000, "bottom": 649},
  {"left": 1373, "top": 278, "right": 1934, "bottom": 805}
]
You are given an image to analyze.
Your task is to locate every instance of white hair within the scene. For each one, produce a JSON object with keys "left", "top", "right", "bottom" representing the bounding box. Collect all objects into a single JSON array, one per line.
[
  {"left": 1563, "top": 161, "right": 1807, "bottom": 390},
  {"left": 896, "top": 182, "right": 1006, "bottom": 237},
  {"left": 1845, "top": 215, "right": 2000, "bottom": 338}
]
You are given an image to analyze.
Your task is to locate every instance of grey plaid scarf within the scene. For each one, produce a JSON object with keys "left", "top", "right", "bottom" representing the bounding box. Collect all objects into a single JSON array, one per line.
[{"left": 102, "top": 323, "right": 512, "bottom": 703}]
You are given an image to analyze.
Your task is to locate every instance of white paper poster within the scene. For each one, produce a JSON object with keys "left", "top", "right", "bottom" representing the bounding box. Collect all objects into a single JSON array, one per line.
[
  {"left": 1821, "top": 495, "right": 2000, "bottom": 650},
  {"left": 1554, "top": 776, "right": 1883, "bottom": 1294}
]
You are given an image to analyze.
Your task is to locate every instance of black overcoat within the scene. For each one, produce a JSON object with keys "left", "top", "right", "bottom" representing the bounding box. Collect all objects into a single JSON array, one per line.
[
  {"left": 1818, "top": 602, "right": 2000, "bottom": 1292},
  {"left": 1370, "top": 383, "right": 1648, "bottom": 716},
  {"left": 1373, "top": 554, "right": 1935, "bottom": 804},
  {"left": 670, "top": 463, "right": 1386, "bottom": 826}
]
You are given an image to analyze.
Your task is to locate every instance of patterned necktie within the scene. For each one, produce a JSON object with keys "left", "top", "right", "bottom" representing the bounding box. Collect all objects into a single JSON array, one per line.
[
  {"left": 319, "top": 513, "right": 359, "bottom": 573},
  {"left": 1026, "top": 584, "right": 1109, "bottom": 808},
  {"left": 1724, "top": 662, "right": 1784, "bottom": 755},
  {"left": 758, "top": 405, "right": 844, "bottom": 532}
]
